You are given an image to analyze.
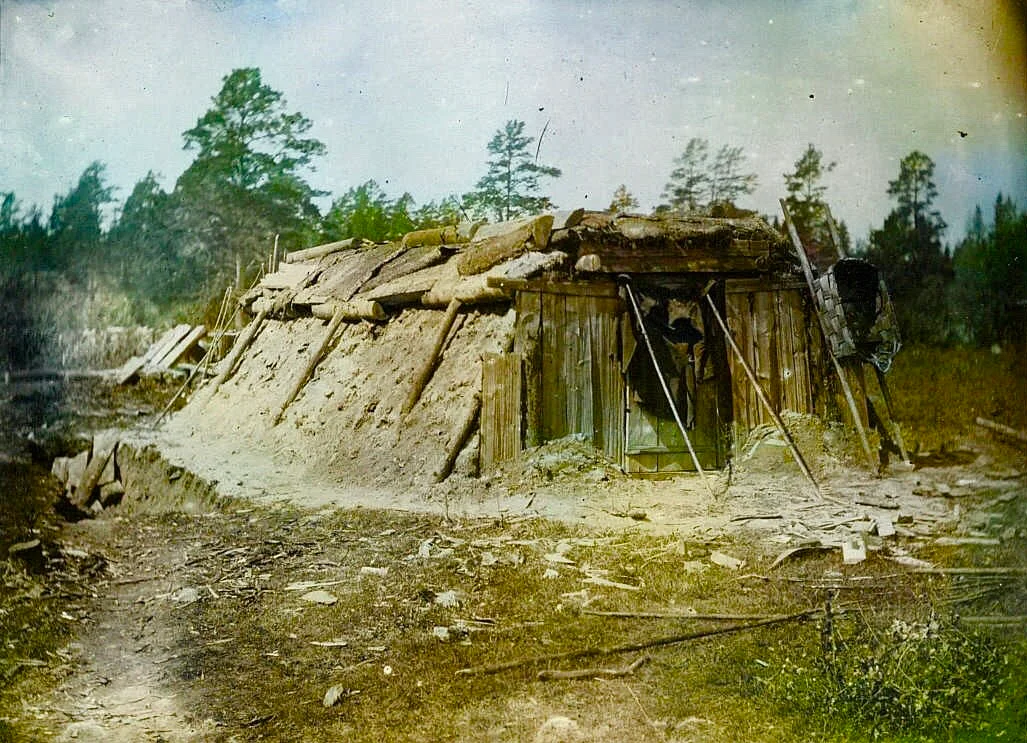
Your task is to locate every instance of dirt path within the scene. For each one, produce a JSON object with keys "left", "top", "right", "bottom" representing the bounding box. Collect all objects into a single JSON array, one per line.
[{"left": 31, "top": 521, "right": 213, "bottom": 742}]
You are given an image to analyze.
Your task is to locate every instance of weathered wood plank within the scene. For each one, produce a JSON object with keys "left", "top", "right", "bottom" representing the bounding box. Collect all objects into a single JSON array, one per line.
[
  {"left": 515, "top": 291, "right": 543, "bottom": 448},
  {"left": 294, "top": 243, "right": 405, "bottom": 304},
  {"left": 153, "top": 325, "right": 206, "bottom": 370},
  {"left": 359, "top": 245, "right": 446, "bottom": 294},
  {"left": 480, "top": 352, "right": 523, "bottom": 473},
  {"left": 540, "top": 291, "right": 564, "bottom": 441}
]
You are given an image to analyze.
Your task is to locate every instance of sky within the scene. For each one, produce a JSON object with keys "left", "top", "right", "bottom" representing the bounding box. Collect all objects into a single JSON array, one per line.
[{"left": 1, "top": 0, "right": 1025, "bottom": 244}]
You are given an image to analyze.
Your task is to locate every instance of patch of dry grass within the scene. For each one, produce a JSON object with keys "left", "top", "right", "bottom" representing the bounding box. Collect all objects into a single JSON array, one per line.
[{"left": 110, "top": 502, "right": 1023, "bottom": 742}]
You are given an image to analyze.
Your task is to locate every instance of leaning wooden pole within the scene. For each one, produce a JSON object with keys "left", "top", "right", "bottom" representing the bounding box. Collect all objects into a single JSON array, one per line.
[
  {"left": 620, "top": 279, "right": 714, "bottom": 497},
  {"left": 701, "top": 282, "right": 821, "bottom": 498},
  {"left": 272, "top": 304, "right": 349, "bottom": 425},
  {"left": 872, "top": 366, "right": 912, "bottom": 464},
  {"left": 823, "top": 204, "right": 847, "bottom": 261},
  {"left": 403, "top": 298, "right": 463, "bottom": 416},
  {"left": 435, "top": 393, "right": 481, "bottom": 483},
  {"left": 206, "top": 306, "right": 269, "bottom": 399},
  {"left": 780, "top": 199, "right": 877, "bottom": 472}
]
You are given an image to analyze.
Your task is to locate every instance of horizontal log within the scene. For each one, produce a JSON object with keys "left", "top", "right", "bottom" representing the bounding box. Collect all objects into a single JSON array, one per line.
[
  {"left": 472, "top": 214, "right": 554, "bottom": 248},
  {"left": 573, "top": 239, "right": 771, "bottom": 274},
  {"left": 283, "top": 237, "right": 363, "bottom": 264},
  {"left": 457, "top": 215, "right": 554, "bottom": 276},
  {"left": 401, "top": 225, "right": 463, "bottom": 247},
  {"left": 486, "top": 277, "right": 620, "bottom": 298},
  {"left": 310, "top": 299, "right": 386, "bottom": 322},
  {"left": 260, "top": 262, "right": 316, "bottom": 289}
]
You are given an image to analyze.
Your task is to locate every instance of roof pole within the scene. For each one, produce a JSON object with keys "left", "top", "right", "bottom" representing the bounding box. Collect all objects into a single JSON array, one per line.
[{"left": 619, "top": 277, "right": 715, "bottom": 497}]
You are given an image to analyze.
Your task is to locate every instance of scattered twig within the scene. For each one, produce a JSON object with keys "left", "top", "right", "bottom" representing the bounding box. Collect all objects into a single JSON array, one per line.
[
  {"left": 455, "top": 608, "right": 821, "bottom": 677},
  {"left": 729, "top": 513, "right": 784, "bottom": 522},
  {"left": 537, "top": 655, "right": 649, "bottom": 681}
]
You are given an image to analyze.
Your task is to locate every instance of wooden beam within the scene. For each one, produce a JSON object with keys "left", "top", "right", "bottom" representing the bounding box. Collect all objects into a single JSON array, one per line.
[
  {"left": 780, "top": 198, "right": 877, "bottom": 472},
  {"left": 486, "top": 277, "right": 620, "bottom": 298}
]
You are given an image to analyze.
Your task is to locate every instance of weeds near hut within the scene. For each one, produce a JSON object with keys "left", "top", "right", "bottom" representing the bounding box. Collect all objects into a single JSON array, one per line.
[{"left": 761, "top": 610, "right": 1026, "bottom": 741}]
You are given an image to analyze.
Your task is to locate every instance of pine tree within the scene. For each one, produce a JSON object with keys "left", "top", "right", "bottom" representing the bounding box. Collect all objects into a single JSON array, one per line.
[
  {"left": 608, "top": 184, "right": 639, "bottom": 213},
  {"left": 466, "top": 120, "right": 561, "bottom": 222}
]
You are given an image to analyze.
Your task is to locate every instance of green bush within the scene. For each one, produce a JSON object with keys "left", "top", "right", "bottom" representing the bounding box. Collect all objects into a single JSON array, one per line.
[{"left": 763, "top": 614, "right": 1024, "bottom": 741}]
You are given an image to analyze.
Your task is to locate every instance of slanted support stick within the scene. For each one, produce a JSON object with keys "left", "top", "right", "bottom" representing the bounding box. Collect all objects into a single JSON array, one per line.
[
  {"left": 701, "top": 281, "right": 821, "bottom": 498},
  {"left": 403, "top": 298, "right": 463, "bottom": 416},
  {"left": 272, "top": 304, "right": 349, "bottom": 425}
]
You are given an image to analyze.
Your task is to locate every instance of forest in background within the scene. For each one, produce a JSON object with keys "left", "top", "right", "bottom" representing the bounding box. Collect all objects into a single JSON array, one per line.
[{"left": 1, "top": 67, "right": 1024, "bottom": 369}]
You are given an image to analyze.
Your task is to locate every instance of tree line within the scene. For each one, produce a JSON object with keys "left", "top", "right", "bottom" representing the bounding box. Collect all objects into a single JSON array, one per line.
[{"left": 2, "top": 66, "right": 1023, "bottom": 369}]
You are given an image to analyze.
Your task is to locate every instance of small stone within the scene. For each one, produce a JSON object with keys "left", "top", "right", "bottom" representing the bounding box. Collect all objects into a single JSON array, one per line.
[{"left": 300, "top": 590, "right": 338, "bottom": 605}]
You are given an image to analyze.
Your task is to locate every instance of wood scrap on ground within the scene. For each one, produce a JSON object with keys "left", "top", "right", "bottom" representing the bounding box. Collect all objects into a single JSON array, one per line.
[{"left": 975, "top": 417, "right": 1027, "bottom": 445}]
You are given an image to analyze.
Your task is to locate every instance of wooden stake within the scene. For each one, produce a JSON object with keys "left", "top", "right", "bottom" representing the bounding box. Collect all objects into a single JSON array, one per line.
[
  {"left": 403, "top": 298, "right": 462, "bottom": 416},
  {"left": 701, "top": 282, "right": 821, "bottom": 497},
  {"left": 621, "top": 280, "right": 714, "bottom": 497},
  {"left": 272, "top": 305, "right": 349, "bottom": 425},
  {"left": 780, "top": 199, "right": 877, "bottom": 472},
  {"left": 435, "top": 392, "right": 481, "bottom": 483}
]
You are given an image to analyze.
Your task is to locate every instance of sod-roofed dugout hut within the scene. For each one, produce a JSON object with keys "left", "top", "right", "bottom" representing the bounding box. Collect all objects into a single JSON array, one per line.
[{"left": 197, "top": 209, "right": 881, "bottom": 483}]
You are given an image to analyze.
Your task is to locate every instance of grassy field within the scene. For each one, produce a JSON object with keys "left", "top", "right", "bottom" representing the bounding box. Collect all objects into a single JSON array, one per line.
[{"left": 887, "top": 344, "right": 1027, "bottom": 453}]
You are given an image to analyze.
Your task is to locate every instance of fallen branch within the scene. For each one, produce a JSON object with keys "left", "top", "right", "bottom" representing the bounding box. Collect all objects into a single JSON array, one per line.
[
  {"left": 975, "top": 417, "right": 1027, "bottom": 444},
  {"left": 537, "top": 655, "right": 649, "bottom": 681},
  {"left": 455, "top": 608, "right": 821, "bottom": 677},
  {"left": 582, "top": 610, "right": 804, "bottom": 621},
  {"left": 912, "top": 567, "right": 1027, "bottom": 576}
]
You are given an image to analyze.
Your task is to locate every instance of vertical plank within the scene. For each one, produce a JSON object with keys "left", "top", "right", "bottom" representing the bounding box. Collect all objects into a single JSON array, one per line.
[
  {"left": 540, "top": 291, "right": 564, "bottom": 440},
  {"left": 563, "top": 293, "right": 582, "bottom": 437},
  {"left": 515, "top": 291, "right": 543, "bottom": 447},
  {"left": 480, "top": 352, "right": 523, "bottom": 473},
  {"left": 594, "top": 296, "right": 625, "bottom": 464},
  {"left": 724, "top": 287, "right": 757, "bottom": 431}
]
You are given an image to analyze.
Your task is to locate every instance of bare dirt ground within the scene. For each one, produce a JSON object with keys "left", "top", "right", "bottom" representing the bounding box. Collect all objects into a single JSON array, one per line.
[{"left": 3, "top": 347, "right": 1026, "bottom": 742}]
